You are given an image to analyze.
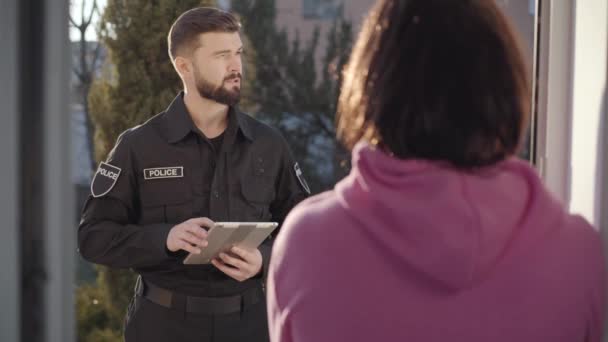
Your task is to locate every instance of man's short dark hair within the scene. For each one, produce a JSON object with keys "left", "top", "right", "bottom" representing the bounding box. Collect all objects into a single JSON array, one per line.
[
  {"left": 168, "top": 7, "right": 240, "bottom": 61},
  {"left": 337, "top": 0, "right": 530, "bottom": 169}
]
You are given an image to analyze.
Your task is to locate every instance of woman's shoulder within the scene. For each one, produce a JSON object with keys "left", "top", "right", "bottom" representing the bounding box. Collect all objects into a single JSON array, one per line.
[
  {"left": 282, "top": 190, "right": 344, "bottom": 234},
  {"left": 273, "top": 189, "right": 348, "bottom": 259}
]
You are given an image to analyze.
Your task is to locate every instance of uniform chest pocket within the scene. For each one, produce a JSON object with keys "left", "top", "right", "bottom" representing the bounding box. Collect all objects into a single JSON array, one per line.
[
  {"left": 138, "top": 180, "right": 193, "bottom": 225},
  {"left": 237, "top": 177, "right": 275, "bottom": 221}
]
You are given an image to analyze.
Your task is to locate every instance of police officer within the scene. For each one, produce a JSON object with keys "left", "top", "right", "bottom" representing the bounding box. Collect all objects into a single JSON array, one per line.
[{"left": 78, "top": 7, "right": 309, "bottom": 342}]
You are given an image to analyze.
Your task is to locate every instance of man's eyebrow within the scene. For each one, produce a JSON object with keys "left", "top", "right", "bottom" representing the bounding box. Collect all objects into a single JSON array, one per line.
[
  {"left": 212, "top": 49, "right": 232, "bottom": 56},
  {"left": 211, "top": 46, "right": 244, "bottom": 56}
]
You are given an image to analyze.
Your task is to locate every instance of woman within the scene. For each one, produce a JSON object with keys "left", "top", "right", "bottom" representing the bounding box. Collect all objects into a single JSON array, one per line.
[{"left": 266, "top": 0, "right": 607, "bottom": 341}]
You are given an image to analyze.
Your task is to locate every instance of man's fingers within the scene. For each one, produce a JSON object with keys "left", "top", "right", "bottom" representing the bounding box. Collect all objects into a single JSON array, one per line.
[
  {"left": 184, "top": 224, "right": 208, "bottom": 240},
  {"left": 180, "top": 240, "right": 201, "bottom": 254},
  {"left": 211, "top": 259, "right": 245, "bottom": 281},
  {"left": 189, "top": 217, "right": 215, "bottom": 229},
  {"left": 219, "top": 252, "right": 247, "bottom": 269},
  {"left": 229, "top": 246, "right": 251, "bottom": 260},
  {"left": 180, "top": 231, "right": 207, "bottom": 247}
]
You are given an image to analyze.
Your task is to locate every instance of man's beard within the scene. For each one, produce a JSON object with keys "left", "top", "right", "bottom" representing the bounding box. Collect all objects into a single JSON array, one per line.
[{"left": 195, "top": 72, "right": 241, "bottom": 106}]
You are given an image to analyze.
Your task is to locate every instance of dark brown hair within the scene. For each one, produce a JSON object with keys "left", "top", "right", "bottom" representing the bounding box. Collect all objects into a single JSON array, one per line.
[
  {"left": 337, "top": 0, "right": 530, "bottom": 169},
  {"left": 168, "top": 7, "right": 240, "bottom": 60}
]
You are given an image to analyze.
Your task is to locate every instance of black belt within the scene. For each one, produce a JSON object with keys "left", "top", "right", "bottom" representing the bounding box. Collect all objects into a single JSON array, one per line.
[{"left": 135, "top": 276, "right": 263, "bottom": 315}]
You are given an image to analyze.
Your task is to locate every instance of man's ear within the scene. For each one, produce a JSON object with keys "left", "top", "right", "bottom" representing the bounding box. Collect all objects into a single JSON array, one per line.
[{"left": 173, "top": 56, "right": 191, "bottom": 78}]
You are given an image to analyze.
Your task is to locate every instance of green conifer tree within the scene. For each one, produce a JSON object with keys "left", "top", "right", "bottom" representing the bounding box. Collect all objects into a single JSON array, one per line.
[{"left": 231, "top": 1, "right": 353, "bottom": 192}]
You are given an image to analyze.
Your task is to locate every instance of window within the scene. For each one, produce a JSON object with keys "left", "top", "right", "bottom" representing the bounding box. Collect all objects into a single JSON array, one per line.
[
  {"left": 217, "top": 0, "right": 231, "bottom": 11},
  {"left": 302, "top": 0, "right": 343, "bottom": 20}
]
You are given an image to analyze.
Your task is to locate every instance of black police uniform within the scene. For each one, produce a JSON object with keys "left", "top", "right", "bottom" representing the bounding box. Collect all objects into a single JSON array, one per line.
[{"left": 78, "top": 92, "right": 309, "bottom": 342}]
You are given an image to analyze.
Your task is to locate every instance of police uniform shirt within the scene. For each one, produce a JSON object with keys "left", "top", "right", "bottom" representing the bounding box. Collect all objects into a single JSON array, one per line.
[{"left": 78, "top": 92, "right": 309, "bottom": 297}]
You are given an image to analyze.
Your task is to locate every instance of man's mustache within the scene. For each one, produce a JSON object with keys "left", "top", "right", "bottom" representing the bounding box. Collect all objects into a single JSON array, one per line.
[{"left": 224, "top": 73, "right": 242, "bottom": 82}]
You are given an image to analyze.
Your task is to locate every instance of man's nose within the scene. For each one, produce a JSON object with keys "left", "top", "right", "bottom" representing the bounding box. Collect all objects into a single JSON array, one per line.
[{"left": 227, "top": 54, "right": 242, "bottom": 74}]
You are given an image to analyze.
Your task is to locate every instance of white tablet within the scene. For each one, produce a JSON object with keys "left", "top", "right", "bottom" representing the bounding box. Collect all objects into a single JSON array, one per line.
[{"left": 183, "top": 222, "right": 279, "bottom": 265}]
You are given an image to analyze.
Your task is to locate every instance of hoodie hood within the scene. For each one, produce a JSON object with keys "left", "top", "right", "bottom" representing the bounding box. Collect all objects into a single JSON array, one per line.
[{"left": 335, "top": 142, "right": 566, "bottom": 290}]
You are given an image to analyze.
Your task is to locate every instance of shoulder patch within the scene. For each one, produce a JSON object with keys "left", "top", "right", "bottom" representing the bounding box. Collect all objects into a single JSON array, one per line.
[
  {"left": 91, "top": 162, "right": 122, "bottom": 198},
  {"left": 294, "top": 162, "right": 311, "bottom": 195}
]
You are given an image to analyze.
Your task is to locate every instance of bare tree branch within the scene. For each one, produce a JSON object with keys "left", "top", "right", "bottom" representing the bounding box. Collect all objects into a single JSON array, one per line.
[
  {"left": 69, "top": 0, "right": 97, "bottom": 32},
  {"left": 69, "top": 15, "right": 79, "bottom": 28},
  {"left": 84, "top": 0, "right": 98, "bottom": 28},
  {"left": 80, "top": 0, "right": 85, "bottom": 27},
  {"left": 71, "top": 0, "right": 103, "bottom": 173},
  {"left": 73, "top": 67, "right": 86, "bottom": 83}
]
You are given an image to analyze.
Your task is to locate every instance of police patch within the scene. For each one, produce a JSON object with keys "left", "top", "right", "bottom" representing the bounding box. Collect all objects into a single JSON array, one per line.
[
  {"left": 294, "top": 162, "right": 311, "bottom": 195},
  {"left": 91, "top": 162, "right": 122, "bottom": 198},
  {"left": 143, "top": 166, "right": 184, "bottom": 180}
]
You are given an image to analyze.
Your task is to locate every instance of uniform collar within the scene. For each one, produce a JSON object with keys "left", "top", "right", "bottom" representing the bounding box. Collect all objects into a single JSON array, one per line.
[{"left": 164, "top": 92, "right": 255, "bottom": 144}]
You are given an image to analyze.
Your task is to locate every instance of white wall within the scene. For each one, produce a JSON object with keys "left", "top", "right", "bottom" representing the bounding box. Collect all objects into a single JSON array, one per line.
[
  {"left": 535, "top": 0, "right": 575, "bottom": 206},
  {"left": 537, "top": 0, "right": 608, "bottom": 229},
  {"left": 569, "top": 0, "right": 608, "bottom": 227}
]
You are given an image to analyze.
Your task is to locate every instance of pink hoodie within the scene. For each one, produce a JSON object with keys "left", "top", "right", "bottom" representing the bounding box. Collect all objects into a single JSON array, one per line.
[{"left": 268, "top": 142, "right": 607, "bottom": 342}]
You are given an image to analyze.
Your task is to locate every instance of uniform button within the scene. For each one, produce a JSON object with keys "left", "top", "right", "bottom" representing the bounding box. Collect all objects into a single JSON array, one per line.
[{"left": 213, "top": 191, "right": 219, "bottom": 198}]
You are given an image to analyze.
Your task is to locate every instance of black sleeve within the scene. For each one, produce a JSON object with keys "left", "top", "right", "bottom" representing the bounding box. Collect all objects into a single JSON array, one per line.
[
  {"left": 259, "top": 135, "right": 310, "bottom": 280},
  {"left": 77, "top": 132, "right": 178, "bottom": 269}
]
